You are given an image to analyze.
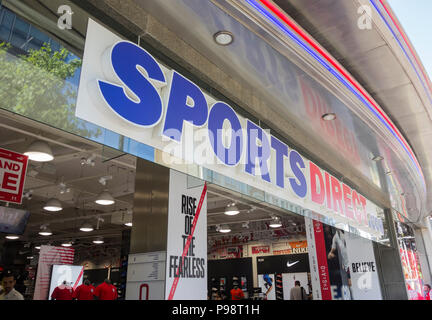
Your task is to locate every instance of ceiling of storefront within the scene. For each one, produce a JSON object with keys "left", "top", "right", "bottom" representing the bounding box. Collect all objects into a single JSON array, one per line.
[{"left": 0, "top": 111, "right": 136, "bottom": 248}]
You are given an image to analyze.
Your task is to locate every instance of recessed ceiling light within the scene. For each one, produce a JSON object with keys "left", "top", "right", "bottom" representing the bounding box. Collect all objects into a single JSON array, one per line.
[
  {"left": 5, "top": 235, "right": 19, "bottom": 240},
  {"left": 385, "top": 171, "right": 392, "bottom": 175},
  {"left": 80, "top": 223, "right": 94, "bottom": 232},
  {"left": 213, "top": 31, "right": 234, "bottom": 46},
  {"left": 95, "top": 191, "right": 115, "bottom": 206},
  {"left": 24, "top": 140, "right": 54, "bottom": 162},
  {"left": 321, "top": 113, "right": 336, "bottom": 121},
  {"left": 372, "top": 155, "right": 384, "bottom": 161},
  {"left": 124, "top": 222, "right": 133, "bottom": 227},
  {"left": 35, "top": 246, "right": 41, "bottom": 250},
  {"left": 43, "top": 198, "right": 62, "bottom": 212}
]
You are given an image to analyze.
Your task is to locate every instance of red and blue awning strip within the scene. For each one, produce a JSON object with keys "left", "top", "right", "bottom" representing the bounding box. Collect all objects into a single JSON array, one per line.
[{"left": 246, "top": 0, "right": 426, "bottom": 190}]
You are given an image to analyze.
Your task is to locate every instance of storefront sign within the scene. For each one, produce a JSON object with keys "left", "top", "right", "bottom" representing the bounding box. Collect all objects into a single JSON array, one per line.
[
  {"left": 34, "top": 245, "right": 75, "bottom": 300},
  {"left": 76, "top": 19, "right": 385, "bottom": 241},
  {"left": 273, "top": 241, "right": 308, "bottom": 255},
  {"left": 257, "top": 253, "right": 309, "bottom": 274},
  {"left": 251, "top": 245, "right": 270, "bottom": 254},
  {"left": 0, "top": 147, "right": 28, "bottom": 204},
  {"left": 165, "top": 170, "right": 207, "bottom": 300}
]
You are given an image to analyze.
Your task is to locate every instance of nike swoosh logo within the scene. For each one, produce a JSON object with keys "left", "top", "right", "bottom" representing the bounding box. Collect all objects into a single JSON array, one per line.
[{"left": 287, "top": 261, "right": 299, "bottom": 267}]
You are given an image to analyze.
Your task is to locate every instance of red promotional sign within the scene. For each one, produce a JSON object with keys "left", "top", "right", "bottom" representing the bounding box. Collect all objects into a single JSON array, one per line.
[
  {"left": 313, "top": 221, "right": 332, "bottom": 300},
  {"left": 0, "top": 148, "right": 28, "bottom": 204},
  {"left": 252, "top": 245, "right": 270, "bottom": 255}
]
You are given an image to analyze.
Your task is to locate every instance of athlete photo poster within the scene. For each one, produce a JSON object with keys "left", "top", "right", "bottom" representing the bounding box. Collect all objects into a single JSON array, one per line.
[
  {"left": 323, "top": 224, "right": 352, "bottom": 300},
  {"left": 306, "top": 218, "right": 382, "bottom": 300},
  {"left": 258, "top": 274, "right": 276, "bottom": 300}
]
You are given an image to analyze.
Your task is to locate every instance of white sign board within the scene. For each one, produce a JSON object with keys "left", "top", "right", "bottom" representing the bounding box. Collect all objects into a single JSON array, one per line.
[
  {"left": 346, "top": 233, "right": 382, "bottom": 300},
  {"left": 126, "top": 252, "right": 166, "bottom": 300},
  {"left": 165, "top": 170, "right": 207, "bottom": 300}
]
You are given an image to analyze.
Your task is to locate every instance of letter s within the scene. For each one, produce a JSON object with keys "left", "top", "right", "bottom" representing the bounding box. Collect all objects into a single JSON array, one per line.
[
  {"left": 98, "top": 41, "right": 166, "bottom": 127},
  {"left": 289, "top": 150, "right": 307, "bottom": 198}
]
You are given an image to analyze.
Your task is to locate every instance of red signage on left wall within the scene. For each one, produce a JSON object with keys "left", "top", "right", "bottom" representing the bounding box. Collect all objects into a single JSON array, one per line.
[{"left": 0, "top": 148, "right": 28, "bottom": 204}]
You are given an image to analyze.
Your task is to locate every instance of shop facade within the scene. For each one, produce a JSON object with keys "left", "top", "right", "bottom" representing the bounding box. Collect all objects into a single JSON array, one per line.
[{"left": 0, "top": 0, "right": 430, "bottom": 300}]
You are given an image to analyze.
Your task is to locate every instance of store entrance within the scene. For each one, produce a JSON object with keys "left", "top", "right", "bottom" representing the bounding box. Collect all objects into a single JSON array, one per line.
[{"left": 206, "top": 183, "right": 310, "bottom": 301}]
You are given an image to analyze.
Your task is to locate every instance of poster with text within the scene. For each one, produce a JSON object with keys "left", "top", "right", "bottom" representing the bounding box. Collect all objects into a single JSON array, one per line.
[
  {"left": 165, "top": 170, "right": 207, "bottom": 300},
  {"left": 345, "top": 233, "right": 382, "bottom": 300},
  {"left": 306, "top": 218, "right": 382, "bottom": 300}
]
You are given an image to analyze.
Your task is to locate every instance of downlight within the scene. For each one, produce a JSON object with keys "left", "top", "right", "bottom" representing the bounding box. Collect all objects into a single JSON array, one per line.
[
  {"left": 213, "top": 31, "right": 234, "bottom": 46},
  {"left": 218, "top": 224, "right": 231, "bottom": 233},
  {"left": 93, "top": 238, "right": 104, "bottom": 244},
  {"left": 24, "top": 140, "right": 54, "bottom": 162},
  {"left": 269, "top": 217, "right": 282, "bottom": 228},
  {"left": 321, "top": 113, "right": 336, "bottom": 121},
  {"left": 43, "top": 198, "right": 62, "bottom": 212},
  {"left": 80, "top": 223, "right": 94, "bottom": 232},
  {"left": 39, "top": 226, "right": 52, "bottom": 236},
  {"left": 95, "top": 191, "right": 115, "bottom": 205},
  {"left": 61, "top": 242, "right": 73, "bottom": 247},
  {"left": 224, "top": 204, "right": 239, "bottom": 216}
]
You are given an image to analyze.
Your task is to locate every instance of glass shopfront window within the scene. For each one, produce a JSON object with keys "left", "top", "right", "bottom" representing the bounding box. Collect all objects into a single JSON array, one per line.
[{"left": 0, "top": 4, "right": 154, "bottom": 163}]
